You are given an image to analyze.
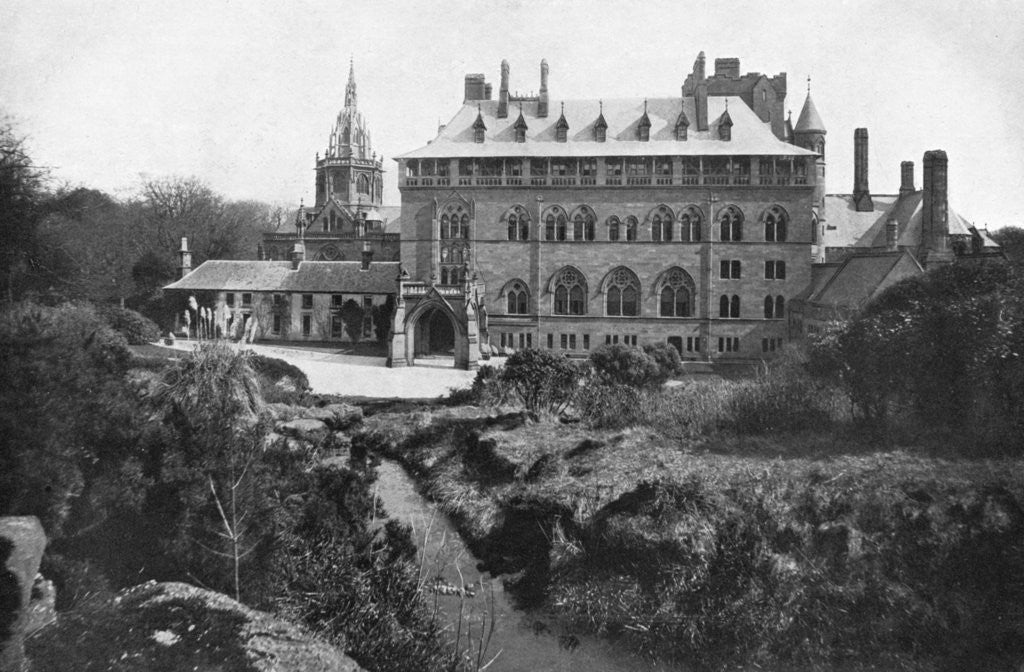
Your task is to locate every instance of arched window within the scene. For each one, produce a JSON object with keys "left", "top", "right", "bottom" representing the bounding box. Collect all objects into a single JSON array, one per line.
[
  {"left": 357, "top": 174, "right": 370, "bottom": 194},
  {"left": 719, "top": 206, "right": 743, "bottom": 241},
  {"left": 506, "top": 281, "right": 529, "bottom": 314},
  {"left": 439, "top": 202, "right": 471, "bottom": 283},
  {"left": 571, "top": 207, "right": 596, "bottom": 241},
  {"left": 658, "top": 268, "right": 694, "bottom": 317},
  {"left": 625, "top": 216, "right": 638, "bottom": 242},
  {"left": 607, "top": 216, "right": 621, "bottom": 241},
  {"left": 342, "top": 126, "right": 350, "bottom": 144},
  {"left": 679, "top": 206, "right": 702, "bottom": 242},
  {"left": 553, "top": 268, "right": 587, "bottom": 315},
  {"left": 605, "top": 267, "right": 640, "bottom": 317},
  {"left": 720, "top": 294, "right": 740, "bottom": 318},
  {"left": 811, "top": 212, "right": 819, "bottom": 244},
  {"left": 776, "top": 295, "right": 785, "bottom": 318},
  {"left": 763, "top": 205, "right": 788, "bottom": 242},
  {"left": 505, "top": 205, "right": 531, "bottom": 241},
  {"left": 650, "top": 205, "right": 674, "bottom": 242},
  {"left": 543, "top": 207, "right": 568, "bottom": 241}
]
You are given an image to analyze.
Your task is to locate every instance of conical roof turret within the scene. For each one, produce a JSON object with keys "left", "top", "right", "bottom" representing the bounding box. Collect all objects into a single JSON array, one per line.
[{"left": 794, "top": 86, "right": 825, "bottom": 134}]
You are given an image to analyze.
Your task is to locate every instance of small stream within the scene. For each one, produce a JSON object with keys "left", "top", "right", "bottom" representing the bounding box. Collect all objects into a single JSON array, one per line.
[{"left": 374, "top": 459, "right": 679, "bottom": 672}]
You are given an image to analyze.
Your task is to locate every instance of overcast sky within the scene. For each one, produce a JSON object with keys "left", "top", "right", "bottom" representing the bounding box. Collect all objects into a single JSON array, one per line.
[{"left": 3, "top": 0, "right": 1022, "bottom": 229}]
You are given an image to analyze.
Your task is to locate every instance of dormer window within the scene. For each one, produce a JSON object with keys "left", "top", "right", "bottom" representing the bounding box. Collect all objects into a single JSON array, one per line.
[
  {"left": 595, "top": 101, "right": 608, "bottom": 142},
  {"left": 514, "top": 110, "right": 528, "bottom": 143},
  {"left": 473, "top": 105, "right": 486, "bottom": 144},
  {"left": 718, "top": 103, "right": 733, "bottom": 142},
  {"left": 634, "top": 98, "right": 651, "bottom": 141},
  {"left": 675, "top": 109, "right": 689, "bottom": 141},
  {"left": 555, "top": 103, "right": 569, "bottom": 143}
]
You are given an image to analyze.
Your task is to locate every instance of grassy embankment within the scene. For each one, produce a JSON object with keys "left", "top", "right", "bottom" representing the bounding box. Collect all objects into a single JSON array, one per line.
[{"left": 355, "top": 376, "right": 1024, "bottom": 672}]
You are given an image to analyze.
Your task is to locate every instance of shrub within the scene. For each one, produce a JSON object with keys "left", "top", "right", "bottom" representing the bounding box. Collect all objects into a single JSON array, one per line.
[
  {"left": 589, "top": 343, "right": 681, "bottom": 389},
  {"left": 98, "top": 305, "right": 161, "bottom": 344},
  {"left": 340, "top": 299, "right": 364, "bottom": 344},
  {"left": 447, "top": 363, "right": 518, "bottom": 407},
  {"left": 500, "top": 349, "right": 587, "bottom": 415},
  {"left": 250, "top": 353, "right": 311, "bottom": 396},
  {"left": 576, "top": 381, "right": 648, "bottom": 429}
]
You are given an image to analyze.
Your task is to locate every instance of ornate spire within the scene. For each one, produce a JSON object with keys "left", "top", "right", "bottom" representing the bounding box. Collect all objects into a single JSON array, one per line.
[{"left": 344, "top": 57, "right": 357, "bottom": 109}]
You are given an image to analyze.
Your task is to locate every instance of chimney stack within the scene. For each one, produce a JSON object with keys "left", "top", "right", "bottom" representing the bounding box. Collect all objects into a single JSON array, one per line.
[
  {"left": 714, "top": 57, "right": 740, "bottom": 78},
  {"left": 852, "top": 128, "right": 873, "bottom": 212},
  {"left": 885, "top": 217, "right": 899, "bottom": 251},
  {"left": 899, "top": 161, "right": 915, "bottom": 197},
  {"left": 538, "top": 59, "right": 549, "bottom": 118},
  {"left": 463, "top": 74, "right": 487, "bottom": 103},
  {"left": 497, "top": 60, "right": 510, "bottom": 118},
  {"left": 291, "top": 241, "right": 305, "bottom": 270},
  {"left": 695, "top": 52, "right": 709, "bottom": 131},
  {"left": 922, "top": 150, "right": 949, "bottom": 256},
  {"left": 361, "top": 241, "right": 373, "bottom": 270},
  {"left": 178, "top": 237, "right": 192, "bottom": 278}
]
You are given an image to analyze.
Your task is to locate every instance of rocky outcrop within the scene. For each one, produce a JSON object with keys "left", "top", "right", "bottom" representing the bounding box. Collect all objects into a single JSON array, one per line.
[
  {"left": 1, "top": 516, "right": 47, "bottom": 672},
  {"left": 28, "top": 581, "right": 364, "bottom": 672}
]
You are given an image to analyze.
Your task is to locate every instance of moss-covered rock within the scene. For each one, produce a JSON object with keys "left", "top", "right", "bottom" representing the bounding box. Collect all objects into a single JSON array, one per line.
[{"left": 28, "top": 581, "right": 364, "bottom": 672}]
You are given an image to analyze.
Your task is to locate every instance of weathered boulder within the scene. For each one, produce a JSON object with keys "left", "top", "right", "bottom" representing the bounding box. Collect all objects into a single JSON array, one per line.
[
  {"left": 27, "top": 580, "right": 364, "bottom": 672},
  {"left": 317, "top": 404, "right": 363, "bottom": 431},
  {"left": 277, "top": 418, "right": 329, "bottom": 443},
  {"left": 1, "top": 516, "right": 47, "bottom": 672},
  {"left": 266, "top": 403, "right": 302, "bottom": 422}
]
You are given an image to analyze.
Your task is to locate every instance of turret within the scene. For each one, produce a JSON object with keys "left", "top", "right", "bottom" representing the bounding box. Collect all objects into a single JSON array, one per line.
[{"left": 793, "top": 81, "right": 828, "bottom": 243}]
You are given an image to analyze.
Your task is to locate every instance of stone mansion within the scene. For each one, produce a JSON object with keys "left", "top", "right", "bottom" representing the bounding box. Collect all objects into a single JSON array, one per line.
[{"left": 165, "top": 54, "right": 999, "bottom": 369}]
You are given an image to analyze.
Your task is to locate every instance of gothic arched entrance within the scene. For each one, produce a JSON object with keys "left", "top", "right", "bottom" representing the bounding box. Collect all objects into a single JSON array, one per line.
[{"left": 415, "top": 306, "right": 455, "bottom": 357}]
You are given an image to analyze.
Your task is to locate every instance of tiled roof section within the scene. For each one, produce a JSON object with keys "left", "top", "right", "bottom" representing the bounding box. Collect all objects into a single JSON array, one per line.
[
  {"left": 824, "top": 192, "right": 977, "bottom": 249},
  {"left": 397, "top": 96, "right": 817, "bottom": 159},
  {"left": 164, "top": 260, "right": 399, "bottom": 294},
  {"left": 809, "top": 251, "right": 923, "bottom": 309}
]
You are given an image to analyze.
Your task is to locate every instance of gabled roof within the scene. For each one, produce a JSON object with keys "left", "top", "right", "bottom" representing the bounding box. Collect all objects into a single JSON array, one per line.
[
  {"left": 164, "top": 260, "right": 399, "bottom": 294},
  {"left": 397, "top": 96, "right": 817, "bottom": 159},
  {"left": 794, "top": 93, "right": 825, "bottom": 134},
  {"left": 675, "top": 108, "right": 690, "bottom": 129},
  {"left": 808, "top": 251, "right": 923, "bottom": 309},
  {"left": 824, "top": 191, "right": 978, "bottom": 250}
]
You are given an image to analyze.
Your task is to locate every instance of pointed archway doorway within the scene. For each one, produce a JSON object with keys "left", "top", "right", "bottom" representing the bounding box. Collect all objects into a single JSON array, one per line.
[
  {"left": 388, "top": 288, "right": 480, "bottom": 370},
  {"left": 414, "top": 306, "right": 456, "bottom": 359}
]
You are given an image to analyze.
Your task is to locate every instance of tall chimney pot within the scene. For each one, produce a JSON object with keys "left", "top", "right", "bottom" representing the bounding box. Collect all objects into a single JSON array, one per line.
[
  {"left": 899, "top": 161, "right": 915, "bottom": 197},
  {"left": 853, "top": 128, "right": 873, "bottom": 212}
]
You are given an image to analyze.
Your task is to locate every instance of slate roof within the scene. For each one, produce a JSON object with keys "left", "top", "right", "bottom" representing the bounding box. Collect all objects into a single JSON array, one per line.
[
  {"left": 807, "top": 251, "right": 923, "bottom": 309},
  {"left": 823, "top": 191, "right": 979, "bottom": 250},
  {"left": 165, "top": 260, "right": 399, "bottom": 294},
  {"left": 397, "top": 96, "right": 817, "bottom": 159},
  {"left": 793, "top": 93, "right": 825, "bottom": 134}
]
